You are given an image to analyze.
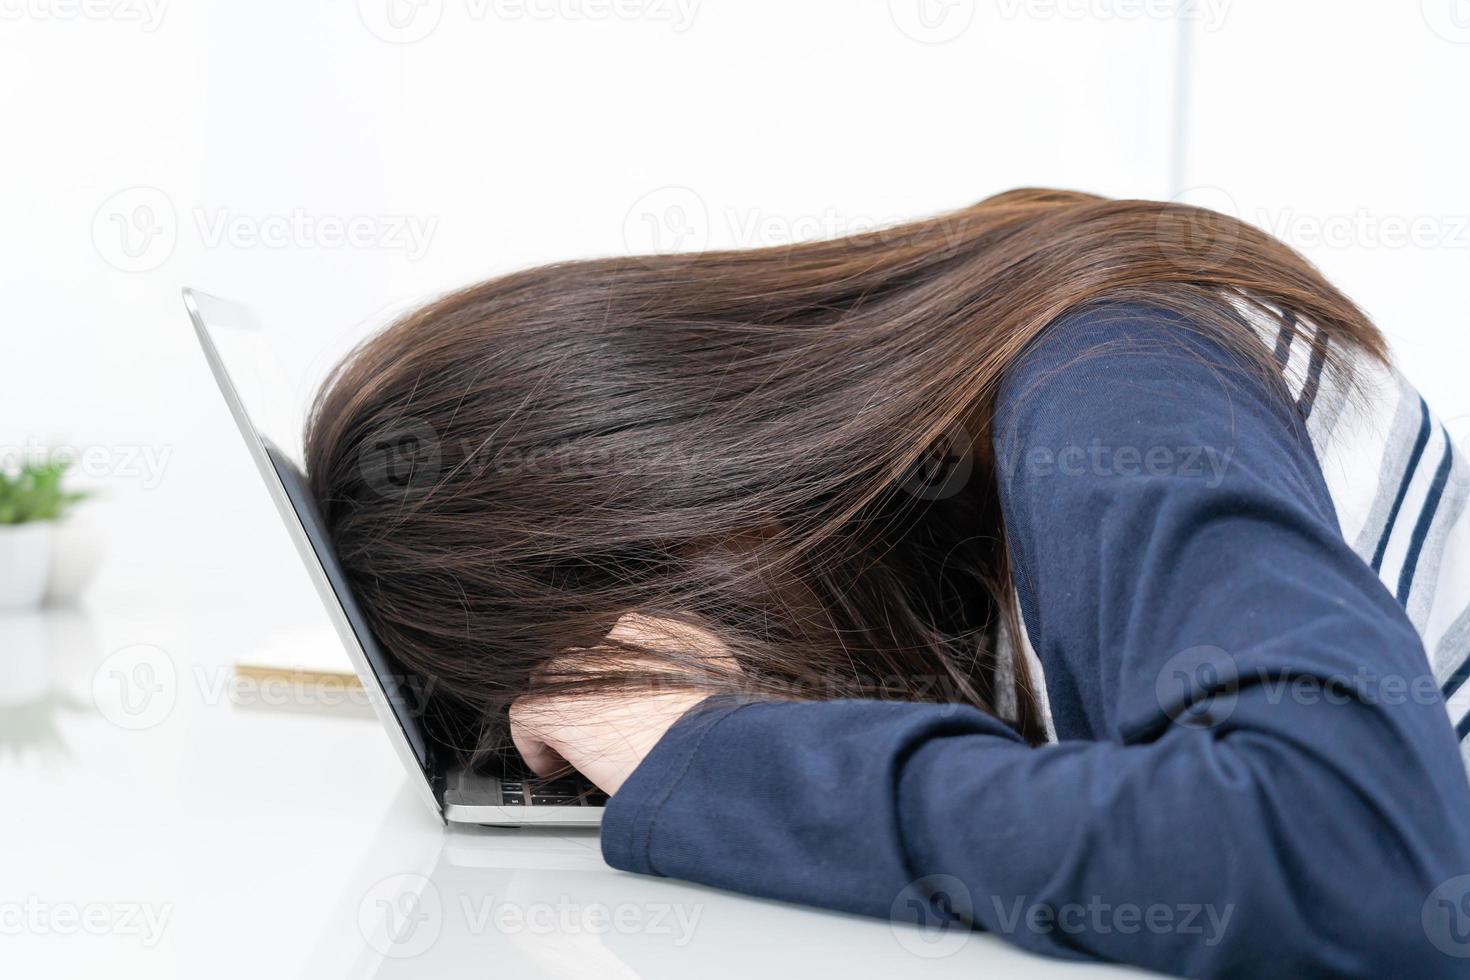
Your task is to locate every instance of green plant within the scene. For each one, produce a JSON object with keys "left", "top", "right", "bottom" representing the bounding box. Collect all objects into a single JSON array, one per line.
[{"left": 0, "top": 458, "right": 88, "bottom": 525}]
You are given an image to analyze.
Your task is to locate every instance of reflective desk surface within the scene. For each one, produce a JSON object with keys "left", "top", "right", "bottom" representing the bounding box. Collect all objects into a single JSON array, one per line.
[{"left": 1, "top": 590, "right": 1147, "bottom": 979}]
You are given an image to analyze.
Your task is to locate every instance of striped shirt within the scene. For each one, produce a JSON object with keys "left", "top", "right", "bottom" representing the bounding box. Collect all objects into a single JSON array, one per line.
[
  {"left": 1277, "top": 308, "right": 1470, "bottom": 760},
  {"left": 1008, "top": 301, "right": 1470, "bottom": 764}
]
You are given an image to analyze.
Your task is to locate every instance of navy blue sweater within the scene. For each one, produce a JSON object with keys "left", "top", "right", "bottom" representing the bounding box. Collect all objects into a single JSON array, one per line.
[{"left": 600, "top": 303, "right": 1470, "bottom": 977}]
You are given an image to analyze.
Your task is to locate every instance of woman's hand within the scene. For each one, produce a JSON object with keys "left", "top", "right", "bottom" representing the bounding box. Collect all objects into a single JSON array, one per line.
[{"left": 508, "top": 614, "right": 733, "bottom": 795}]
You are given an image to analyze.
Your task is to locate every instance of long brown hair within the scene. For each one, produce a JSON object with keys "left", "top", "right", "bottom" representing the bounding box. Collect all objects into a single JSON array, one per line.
[{"left": 304, "top": 187, "right": 1384, "bottom": 767}]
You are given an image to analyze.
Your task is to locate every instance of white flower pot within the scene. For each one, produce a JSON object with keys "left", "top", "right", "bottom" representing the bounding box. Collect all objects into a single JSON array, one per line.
[
  {"left": 46, "top": 508, "right": 104, "bottom": 604},
  {"left": 0, "top": 612, "right": 48, "bottom": 705},
  {"left": 0, "top": 522, "right": 53, "bottom": 611}
]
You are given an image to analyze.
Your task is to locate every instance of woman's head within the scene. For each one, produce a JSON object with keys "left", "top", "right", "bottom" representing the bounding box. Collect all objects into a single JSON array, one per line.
[{"left": 304, "top": 187, "right": 1383, "bottom": 769}]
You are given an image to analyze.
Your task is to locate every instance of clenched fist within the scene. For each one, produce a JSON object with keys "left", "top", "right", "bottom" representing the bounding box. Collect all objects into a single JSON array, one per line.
[{"left": 509, "top": 614, "right": 735, "bottom": 794}]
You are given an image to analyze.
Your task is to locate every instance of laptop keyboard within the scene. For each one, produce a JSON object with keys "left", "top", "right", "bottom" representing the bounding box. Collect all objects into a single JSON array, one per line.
[{"left": 499, "top": 777, "right": 608, "bottom": 807}]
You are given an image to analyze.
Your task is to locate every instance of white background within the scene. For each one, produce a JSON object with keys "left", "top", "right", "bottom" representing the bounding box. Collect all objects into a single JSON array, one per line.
[
  {"left": 4, "top": 0, "right": 1466, "bottom": 631},
  {"left": 2, "top": 3, "right": 1467, "bottom": 976}
]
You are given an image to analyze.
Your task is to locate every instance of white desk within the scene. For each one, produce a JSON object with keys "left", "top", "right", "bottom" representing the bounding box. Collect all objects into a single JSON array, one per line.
[{"left": 0, "top": 591, "right": 1146, "bottom": 978}]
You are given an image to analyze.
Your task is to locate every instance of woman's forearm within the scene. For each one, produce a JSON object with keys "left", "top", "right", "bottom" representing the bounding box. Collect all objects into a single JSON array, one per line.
[
  {"left": 599, "top": 301, "right": 1470, "bottom": 977},
  {"left": 601, "top": 686, "right": 1469, "bottom": 977}
]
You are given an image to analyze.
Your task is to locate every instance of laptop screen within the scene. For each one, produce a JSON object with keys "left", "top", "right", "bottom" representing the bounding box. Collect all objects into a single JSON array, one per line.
[
  {"left": 263, "top": 442, "right": 433, "bottom": 770},
  {"left": 184, "top": 289, "right": 436, "bottom": 781}
]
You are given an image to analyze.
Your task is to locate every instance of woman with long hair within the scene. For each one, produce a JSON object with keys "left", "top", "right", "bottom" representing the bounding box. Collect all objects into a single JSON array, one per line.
[{"left": 304, "top": 188, "right": 1470, "bottom": 977}]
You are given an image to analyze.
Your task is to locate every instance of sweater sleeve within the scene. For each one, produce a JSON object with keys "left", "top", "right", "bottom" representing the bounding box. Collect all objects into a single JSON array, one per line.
[{"left": 599, "top": 301, "right": 1470, "bottom": 978}]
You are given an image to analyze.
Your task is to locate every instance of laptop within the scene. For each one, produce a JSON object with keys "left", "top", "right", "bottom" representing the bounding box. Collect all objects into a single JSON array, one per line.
[{"left": 183, "top": 287, "right": 605, "bottom": 827}]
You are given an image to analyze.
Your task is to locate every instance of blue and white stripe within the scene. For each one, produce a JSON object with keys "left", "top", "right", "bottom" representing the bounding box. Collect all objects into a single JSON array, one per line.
[{"left": 1289, "top": 312, "right": 1470, "bottom": 759}]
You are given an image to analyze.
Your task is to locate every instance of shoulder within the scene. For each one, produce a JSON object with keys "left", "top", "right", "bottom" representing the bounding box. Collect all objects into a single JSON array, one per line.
[
  {"left": 994, "top": 298, "right": 1304, "bottom": 451},
  {"left": 989, "top": 297, "right": 1337, "bottom": 537}
]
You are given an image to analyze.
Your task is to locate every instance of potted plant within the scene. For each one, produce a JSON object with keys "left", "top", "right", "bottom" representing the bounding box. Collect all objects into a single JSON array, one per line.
[{"left": 0, "top": 459, "right": 87, "bottom": 611}]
